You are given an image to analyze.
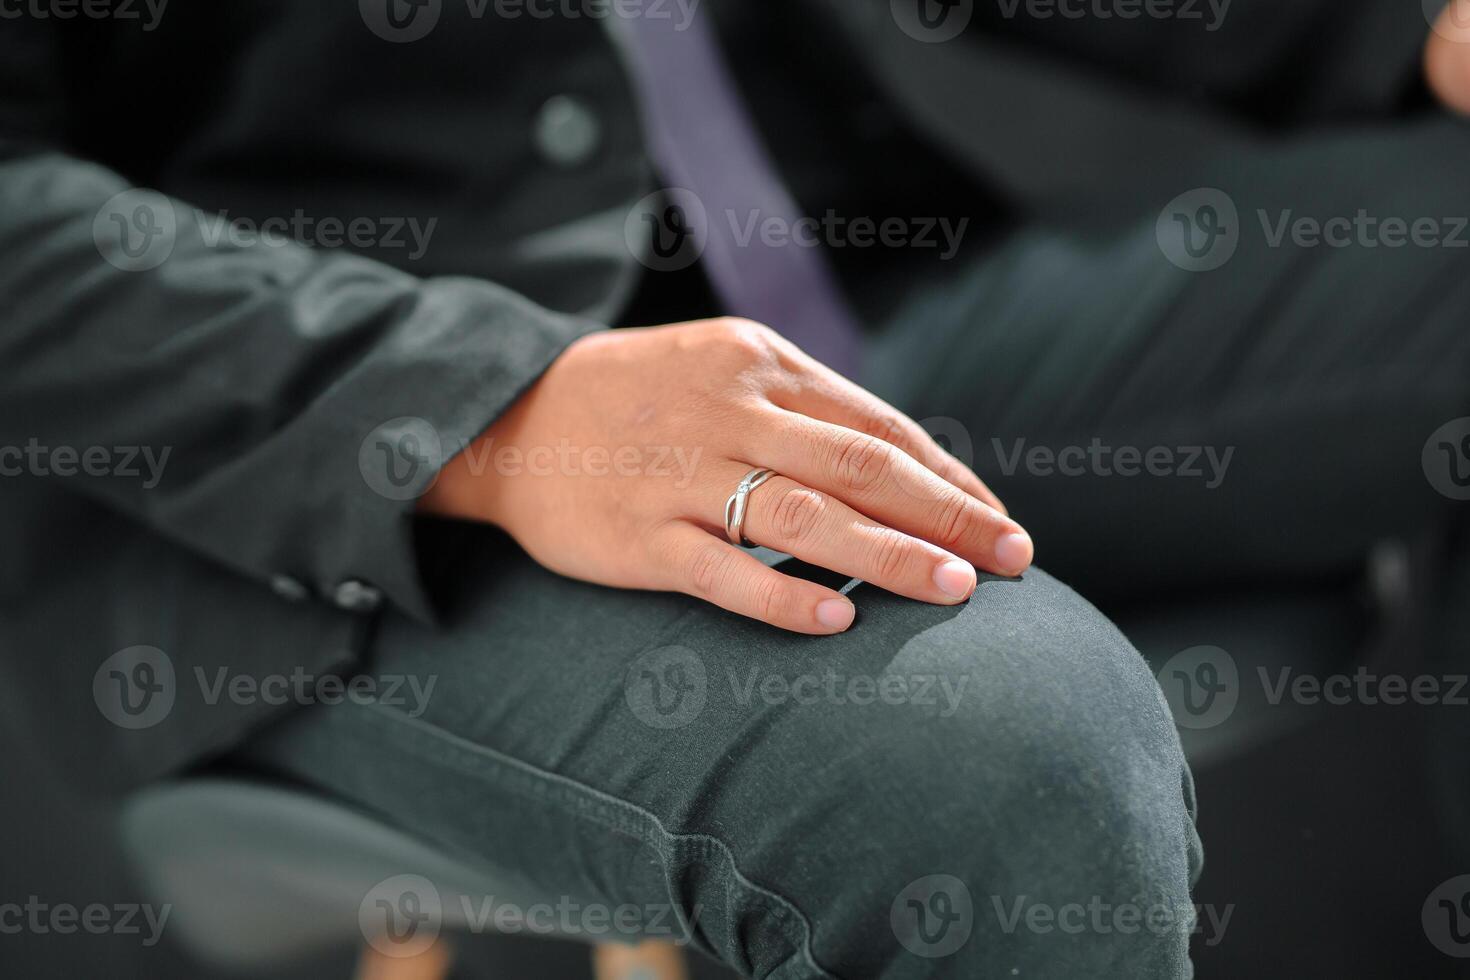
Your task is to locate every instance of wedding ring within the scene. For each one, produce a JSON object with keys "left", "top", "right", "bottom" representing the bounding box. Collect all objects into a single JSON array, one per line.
[{"left": 724, "top": 467, "right": 776, "bottom": 547}]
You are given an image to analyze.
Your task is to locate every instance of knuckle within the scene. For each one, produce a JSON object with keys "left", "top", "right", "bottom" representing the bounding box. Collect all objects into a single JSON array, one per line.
[
  {"left": 686, "top": 544, "right": 728, "bottom": 597},
  {"left": 829, "top": 432, "right": 892, "bottom": 494},
  {"left": 859, "top": 410, "right": 909, "bottom": 448},
  {"left": 711, "top": 317, "right": 776, "bottom": 360},
  {"left": 933, "top": 492, "right": 979, "bottom": 550},
  {"left": 867, "top": 528, "right": 914, "bottom": 582},
  {"left": 770, "top": 486, "right": 826, "bottom": 543},
  {"left": 647, "top": 529, "right": 683, "bottom": 572},
  {"left": 716, "top": 315, "right": 768, "bottom": 336},
  {"left": 752, "top": 573, "right": 792, "bottom": 624},
  {"left": 942, "top": 457, "right": 979, "bottom": 488}
]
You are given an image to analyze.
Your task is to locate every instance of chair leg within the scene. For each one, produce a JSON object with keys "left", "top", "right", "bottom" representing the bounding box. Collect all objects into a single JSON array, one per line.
[
  {"left": 353, "top": 939, "right": 452, "bottom": 980},
  {"left": 593, "top": 939, "right": 690, "bottom": 980}
]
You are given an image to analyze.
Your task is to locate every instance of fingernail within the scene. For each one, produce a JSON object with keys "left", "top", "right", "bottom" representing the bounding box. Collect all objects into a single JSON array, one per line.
[
  {"left": 995, "top": 531, "right": 1033, "bottom": 574},
  {"left": 933, "top": 558, "right": 977, "bottom": 600},
  {"left": 816, "top": 598, "right": 856, "bottom": 631}
]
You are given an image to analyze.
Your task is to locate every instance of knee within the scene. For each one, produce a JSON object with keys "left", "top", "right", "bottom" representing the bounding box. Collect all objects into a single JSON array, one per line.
[
  {"left": 817, "top": 567, "right": 1194, "bottom": 843},
  {"left": 759, "top": 568, "right": 1202, "bottom": 977},
  {"left": 920, "top": 569, "right": 1198, "bottom": 974},
  {"left": 909, "top": 567, "right": 1197, "bottom": 860}
]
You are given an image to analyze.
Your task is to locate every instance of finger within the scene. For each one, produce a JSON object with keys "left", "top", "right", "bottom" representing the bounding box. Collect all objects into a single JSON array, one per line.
[
  {"left": 718, "top": 470, "right": 978, "bottom": 605},
  {"left": 759, "top": 412, "right": 1034, "bottom": 576},
  {"left": 758, "top": 331, "right": 1006, "bottom": 514},
  {"left": 767, "top": 367, "right": 1007, "bottom": 515},
  {"left": 654, "top": 521, "right": 857, "bottom": 635}
]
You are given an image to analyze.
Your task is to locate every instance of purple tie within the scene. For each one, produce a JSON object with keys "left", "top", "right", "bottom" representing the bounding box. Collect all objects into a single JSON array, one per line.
[{"left": 613, "top": 6, "right": 864, "bottom": 377}]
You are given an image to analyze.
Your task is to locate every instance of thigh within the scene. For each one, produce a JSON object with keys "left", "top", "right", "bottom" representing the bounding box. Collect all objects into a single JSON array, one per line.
[
  {"left": 868, "top": 118, "right": 1470, "bottom": 604},
  {"left": 232, "top": 529, "right": 1200, "bottom": 979}
]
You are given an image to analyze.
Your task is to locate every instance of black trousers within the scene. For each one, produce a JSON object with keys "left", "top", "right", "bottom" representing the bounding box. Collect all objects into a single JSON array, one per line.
[
  {"left": 867, "top": 114, "right": 1470, "bottom": 610},
  {"left": 237, "top": 548, "right": 1202, "bottom": 979}
]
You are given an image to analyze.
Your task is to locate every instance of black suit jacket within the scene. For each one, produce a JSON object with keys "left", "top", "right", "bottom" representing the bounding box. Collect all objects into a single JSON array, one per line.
[{"left": 0, "top": 0, "right": 1429, "bottom": 793}]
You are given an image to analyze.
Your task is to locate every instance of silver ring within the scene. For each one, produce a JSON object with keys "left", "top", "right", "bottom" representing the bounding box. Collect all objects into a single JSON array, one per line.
[{"left": 724, "top": 467, "right": 777, "bottom": 548}]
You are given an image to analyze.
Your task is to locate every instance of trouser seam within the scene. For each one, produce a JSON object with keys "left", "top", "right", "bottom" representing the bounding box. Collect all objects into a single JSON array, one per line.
[{"left": 357, "top": 700, "right": 841, "bottom": 980}]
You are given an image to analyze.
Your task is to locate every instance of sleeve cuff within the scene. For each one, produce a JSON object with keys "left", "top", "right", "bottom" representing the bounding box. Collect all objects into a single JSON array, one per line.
[{"left": 287, "top": 274, "right": 603, "bottom": 626}]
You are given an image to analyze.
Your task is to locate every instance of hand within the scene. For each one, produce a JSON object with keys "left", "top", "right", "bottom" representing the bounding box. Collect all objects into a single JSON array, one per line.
[
  {"left": 1426, "top": 1, "right": 1470, "bottom": 114},
  {"left": 421, "top": 318, "right": 1033, "bottom": 635}
]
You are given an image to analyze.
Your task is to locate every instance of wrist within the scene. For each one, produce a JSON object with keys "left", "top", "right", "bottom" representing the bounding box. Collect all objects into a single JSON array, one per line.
[{"left": 418, "top": 428, "right": 507, "bottom": 527}]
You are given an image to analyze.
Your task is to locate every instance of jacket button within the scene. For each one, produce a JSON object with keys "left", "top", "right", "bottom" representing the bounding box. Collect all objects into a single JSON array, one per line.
[
  {"left": 270, "top": 575, "right": 310, "bottom": 603},
  {"left": 332, "top": 579, "right": 384, "bottom": 613},
  {"left": 534, "top": 95, "right": 601, "bottom": 168}
]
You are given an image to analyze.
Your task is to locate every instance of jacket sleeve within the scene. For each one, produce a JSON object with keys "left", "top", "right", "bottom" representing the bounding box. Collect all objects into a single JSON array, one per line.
[{"left": 0, "top": 29, "right": 601, "bottom": 624}]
